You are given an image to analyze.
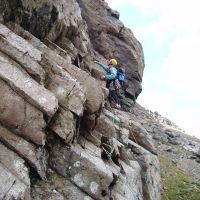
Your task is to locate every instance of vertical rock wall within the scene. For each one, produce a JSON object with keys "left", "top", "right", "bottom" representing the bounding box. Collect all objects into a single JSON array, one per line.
[{"left": 0, "top": 1, "right": 161, "bottom": 200}]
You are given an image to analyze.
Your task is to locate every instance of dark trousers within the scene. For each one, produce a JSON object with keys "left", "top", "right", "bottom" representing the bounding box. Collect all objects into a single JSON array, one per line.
[{"left": 110, "top": 90, "right": 120, "bottom": 105}]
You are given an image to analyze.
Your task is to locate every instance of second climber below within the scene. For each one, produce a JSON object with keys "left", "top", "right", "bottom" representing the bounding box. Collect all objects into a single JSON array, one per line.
[{"left": 94, "top": 58, "right": 121, "bottom": 109}]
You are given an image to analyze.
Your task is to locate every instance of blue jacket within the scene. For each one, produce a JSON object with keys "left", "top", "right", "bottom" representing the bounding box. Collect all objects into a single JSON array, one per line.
[{"left": 99, "top": 63, "right": 117, "bottom": 80}]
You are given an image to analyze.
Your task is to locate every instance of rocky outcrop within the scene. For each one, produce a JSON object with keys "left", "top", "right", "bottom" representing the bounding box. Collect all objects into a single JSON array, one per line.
[
  {"left": 0, "top": 0, "right": 163, "bottom": 200},
  {"left": 0, "top": 0, "right": 144, "bottom": 102},
  {"left": 77, "top": 0, "right": 144, "bottom": 100}
]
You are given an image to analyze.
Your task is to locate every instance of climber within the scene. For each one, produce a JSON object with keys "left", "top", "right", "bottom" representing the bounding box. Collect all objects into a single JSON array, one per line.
[{"left": 94, "top": 59, "right": 121, "bottom": 109}]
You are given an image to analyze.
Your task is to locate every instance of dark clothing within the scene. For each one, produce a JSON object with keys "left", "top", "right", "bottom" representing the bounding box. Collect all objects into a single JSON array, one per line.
[
  {"left": 106, "top": 79, "right": 121, "bottom": 91},
  {"left": 110, "top": 90, "right": 120, "bottom": 105},
  {"left": 107, "top": 79, "right": 121, "bottom": 104}
]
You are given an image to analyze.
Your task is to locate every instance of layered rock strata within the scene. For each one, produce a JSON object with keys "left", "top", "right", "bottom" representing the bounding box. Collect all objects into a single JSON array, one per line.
[{"left": 0, "top": 0, "right": 162, "bottom": 200}]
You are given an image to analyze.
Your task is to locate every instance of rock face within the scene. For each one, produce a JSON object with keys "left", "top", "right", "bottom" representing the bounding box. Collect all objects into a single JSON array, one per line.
[
  {"left": 0, "top": 1, "right": 164, "bottom": 200},
  {"left": 0, "top": 143, "right": 30, "bottom": 200},
  {"left": 77, "top": 0, "right": 144, "bottom": 100}
]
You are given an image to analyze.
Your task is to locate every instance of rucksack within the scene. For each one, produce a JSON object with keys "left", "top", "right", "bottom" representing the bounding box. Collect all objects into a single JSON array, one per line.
[{"left": 117, "top": 68, "right": 125, "bottom": 81}]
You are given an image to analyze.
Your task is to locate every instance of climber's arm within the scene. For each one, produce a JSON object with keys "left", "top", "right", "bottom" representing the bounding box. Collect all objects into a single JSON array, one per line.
[{"left": 94, "top": 61, "right": 108, "bottom": 71}]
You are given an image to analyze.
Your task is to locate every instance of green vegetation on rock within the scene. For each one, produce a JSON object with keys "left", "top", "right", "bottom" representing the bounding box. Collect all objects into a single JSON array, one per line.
[{"left": 159, "top": 156, "right": 200, "bottom": 200}]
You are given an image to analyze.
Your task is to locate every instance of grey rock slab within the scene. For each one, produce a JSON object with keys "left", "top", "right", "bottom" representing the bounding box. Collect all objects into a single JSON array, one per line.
[
  {"left": 61, "top": 64, "right": 104, "bottom": 115},
  {"left": 44, "top": 66, "right": 86, "bottom": 117},
  {"left": 15, "top": 28, "right": 102, "bottom": 116},
  {"left": 103, "top": 109, "right": 121, "bottom": 125},
  {"left": 0, "top": 24, "right": 45, "bottom": 84},
  {"left": 111, "top": 161, "right": 143, "bottom": 200},
  {"left": 0, "top": 57, "right": 58, "bottom": 117},
  {"left": 129, "top": 120, "right": 157, "bottom": 155},
  {"left": 158, "top": 144, "right": 172, "bottom": 152},
  {"left": 0, "top": 79, "right": 46, "bottom": 145},
  {"left": 0, "top": 125, "right": 46, "bottom": 179},
  {"left": 65, "top": 81, "right": 86, "bottom": 117},
  {"left": 32, "top": 171, "right": 93, "bottom": 200},
  {"left": 119, "top": 128, "right": 130, "bottom": 145},
  {"left": 50, "top": 142, "right": 114, "bottom": 200},
  {"left": 32, "top": 184, "right": 65, "bottom": 200},
  {"left": 177, "top": 158, "right": 200, "bottom": 180},
  {"left": 50, "top": 108, "right": 77, "bottom": 144},
  {"left": 127, "top": 140, "right": 161, "bottom": 200},
  {"left": 95, "top": 114, "right": 117, "bottom": 138},
  {"left": 82, "top": 130, "right": 102, "bottom": 147},
  {"left": 0, "top": 142, "right": 30, "bottom": 200},
  {"left": 164, "top": 128, "right": 181, "bottom": 138}
]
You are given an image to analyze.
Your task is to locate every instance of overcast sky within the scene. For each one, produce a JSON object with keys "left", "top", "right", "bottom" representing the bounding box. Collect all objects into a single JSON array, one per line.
[{"left": 106, "top": 0, "right": 200, "bottom": 139}]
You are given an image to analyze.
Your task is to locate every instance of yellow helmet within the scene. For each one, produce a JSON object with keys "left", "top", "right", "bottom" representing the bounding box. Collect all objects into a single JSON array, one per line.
[{"left": 109, "top": 59, "right": 118, "bottom": 67}]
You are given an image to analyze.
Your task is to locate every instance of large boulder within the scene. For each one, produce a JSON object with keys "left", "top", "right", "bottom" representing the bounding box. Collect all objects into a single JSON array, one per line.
[
  {"left": 115, "top": 109, "right": 157, "bottom": 155},
  {"left": 95, "top": 113, "right": 118, "bottom": 138},
  {"left": 177, "top": 158, "right": 200, "bottom": 180},
  {"left": 50, "top": 108, "right": 77, "bottom": 143}
]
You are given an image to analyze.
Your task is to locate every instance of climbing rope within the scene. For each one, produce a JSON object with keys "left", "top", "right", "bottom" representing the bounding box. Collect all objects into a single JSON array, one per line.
[
  {"left": 77, "top": 97, "right": 140, "bottom": 197},
  {"left": 106, "top": 149, "right": 141, "bottom": 199},
  {"left": 78, "top": 136, "right": 138, "bottom": 197},
  {"left": 103, "top": 100, "right": 143, "bottom": 198}
]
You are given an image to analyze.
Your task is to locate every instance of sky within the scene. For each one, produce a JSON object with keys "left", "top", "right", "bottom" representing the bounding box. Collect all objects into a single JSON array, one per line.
[{"left": 106, "top": 0, "right": 200, "bottom": 139}]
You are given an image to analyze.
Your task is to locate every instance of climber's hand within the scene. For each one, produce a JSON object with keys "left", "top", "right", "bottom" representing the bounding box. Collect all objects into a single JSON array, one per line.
[
  {"left": 94, "top": 60, "right": 99, "bottom": 64},
  {"left": 100, "top": 75, "right": 106, "bottom": 80}
]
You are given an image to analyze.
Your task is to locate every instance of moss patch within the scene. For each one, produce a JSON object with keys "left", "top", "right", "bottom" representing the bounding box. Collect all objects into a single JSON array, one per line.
[{"left": 159, "top": 156, "right": 200, "bottom": 200}]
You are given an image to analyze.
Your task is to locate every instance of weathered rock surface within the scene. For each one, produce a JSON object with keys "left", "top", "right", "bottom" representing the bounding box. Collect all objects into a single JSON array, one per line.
[
  {"left": 111, "top": 161, "right": 143, "bottom": 200},
  {"left": 31, "top": 171, "right": 93, "bottom": 200},
  {"left": 0, "top": 24, "right": 45, "bottom": 84},
  {"left": 0, "top": 53, "right": 58, "bottom": 118},
  {"left": 0, "top": 143, "right": 30, "bottom": 200},
  {"left": 50, "top": 108, "right": 77, "bottom": 143},
  {"left": 0, "top": 125, "right": 46, "bottom": 180},
  {"left": 127, "top": 140, "right": 161, "bottom": 200},
  {"left": 129, "top": 121, "right": 157, "bottom": 155},
  {"left": 177, "top": 159, "right": 200, "bottom": 180},
  {"left": 77, "top": 0, "right": 144, "bottom": 100},
  {"left": 0, "top": 0, "right": 167, "bottom": 200},
  {"left": 50, "top": 143, "right": 114, "bottom": 199},
  {"left": 0, "top": 78, "right": 46, "bottom": 145}
]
